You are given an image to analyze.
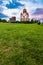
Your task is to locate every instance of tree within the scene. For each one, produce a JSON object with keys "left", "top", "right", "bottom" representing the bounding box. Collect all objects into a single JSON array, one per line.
[
  {"left": 2, "top": 19, "right": 7, "bottom": 23},
  {"left": 0, "top": 19, "right": 2, "bottom": 22},
  {"left": 31, "top": 19, "right": 34, "bottom": 23}
]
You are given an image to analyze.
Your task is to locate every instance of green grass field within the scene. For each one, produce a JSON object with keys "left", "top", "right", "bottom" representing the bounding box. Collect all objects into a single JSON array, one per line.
[{"left": 0, "top": 23, "right": 43, "bottom": 65}]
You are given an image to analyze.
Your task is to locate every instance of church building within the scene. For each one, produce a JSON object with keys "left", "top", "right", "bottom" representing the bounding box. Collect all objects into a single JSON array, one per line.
[{"left": 20, "top": 8, "right": 30, "bottom": 21}]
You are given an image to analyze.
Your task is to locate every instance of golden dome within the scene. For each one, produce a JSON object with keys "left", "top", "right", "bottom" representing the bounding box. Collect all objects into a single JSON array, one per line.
[
  {"left": 23, "top": 8, "right": 27, "bottom": 13},
  {"left": 23, "top": 8, "right": 26, "bottom": 10}
]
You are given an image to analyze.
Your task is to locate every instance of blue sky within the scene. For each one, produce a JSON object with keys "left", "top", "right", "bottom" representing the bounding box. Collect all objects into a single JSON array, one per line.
[{"left": 0, "top": 0, "right": 43, "bottom": 21}]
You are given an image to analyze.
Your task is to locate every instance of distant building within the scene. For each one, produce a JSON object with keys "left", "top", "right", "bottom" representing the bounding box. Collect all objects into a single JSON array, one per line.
[
  {"left": 20, "top": 8, "right": 30, "bottom": 21},
  {"left": 9, "top": 16, "right": 16, "bottom": 22}
]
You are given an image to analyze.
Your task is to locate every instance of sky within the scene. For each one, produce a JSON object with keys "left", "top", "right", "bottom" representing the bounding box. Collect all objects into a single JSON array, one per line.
[{"left": 0, "top": 0, "right": 43, "bottom": 21}]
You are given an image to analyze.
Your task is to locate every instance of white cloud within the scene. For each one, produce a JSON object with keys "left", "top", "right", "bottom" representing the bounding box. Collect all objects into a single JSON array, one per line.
[{"left": 2, "top": 6, "right": 20, "bottom": 20}]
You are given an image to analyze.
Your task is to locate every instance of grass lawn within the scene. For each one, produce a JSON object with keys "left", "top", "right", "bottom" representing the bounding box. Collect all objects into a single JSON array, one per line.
[{"left": 0, "top": 23, "right": 43, "bottom": 65}]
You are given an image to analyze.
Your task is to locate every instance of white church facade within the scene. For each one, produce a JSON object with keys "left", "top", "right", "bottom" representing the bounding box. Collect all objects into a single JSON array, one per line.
[{"left": 20, "top": 8, "right": 30, "bottom": 21}]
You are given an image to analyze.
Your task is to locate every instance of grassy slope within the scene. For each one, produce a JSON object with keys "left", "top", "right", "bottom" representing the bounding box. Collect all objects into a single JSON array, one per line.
[{"left": 0, "top": 23, "right": 43, "bottom": 65}]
